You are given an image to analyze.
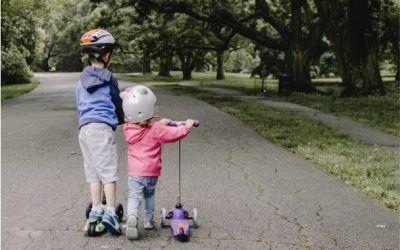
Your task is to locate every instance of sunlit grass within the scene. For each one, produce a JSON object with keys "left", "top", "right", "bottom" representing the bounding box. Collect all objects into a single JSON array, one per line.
[{"left": 1, "top": 81, "right": 39, "bottom": 100}]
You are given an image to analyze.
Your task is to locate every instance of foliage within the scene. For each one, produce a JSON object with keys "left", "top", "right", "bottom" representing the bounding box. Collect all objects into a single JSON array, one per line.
[
  {"left": 1, "top": 0, "right": 44, "bottom": 84},
  {"left": 1, "top": 45, "right": 33, "bottom": 84},
  {"left": 37, "top": 0, "right": 99, "bottom": 71},
  {"left": 158, "top": 84, "right": 400, "bottom": 210}
]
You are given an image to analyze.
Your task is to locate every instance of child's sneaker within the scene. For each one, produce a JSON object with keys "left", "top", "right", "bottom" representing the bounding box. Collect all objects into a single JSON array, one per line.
[
  {"left": 88, "top": 209, "right": 103, "bottom": 222},
  {"left": 126, "top": 215, "right": 139, "bottom": 240},
  {"left": 144, "top": 220, "right": 154, "bottom": 230},
  {"left": 102, "top": 210, "right": 122, "bottom": 236},
  {"left": 84, "top": 209, "right": 105, "bottom": 235}
]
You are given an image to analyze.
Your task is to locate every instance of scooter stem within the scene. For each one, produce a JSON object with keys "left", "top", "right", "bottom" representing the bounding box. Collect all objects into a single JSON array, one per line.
[{"left": 178, "top": 140, "right": 181, "bottom": 204}]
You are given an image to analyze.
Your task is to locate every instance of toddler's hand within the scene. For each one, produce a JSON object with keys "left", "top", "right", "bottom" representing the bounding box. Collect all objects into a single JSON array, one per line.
[
  {"left": 159, "top": 118, "right": 171, "bottom": 125},
  {"left": 185, "top": 119, "right": 195, "bottom": 129}
]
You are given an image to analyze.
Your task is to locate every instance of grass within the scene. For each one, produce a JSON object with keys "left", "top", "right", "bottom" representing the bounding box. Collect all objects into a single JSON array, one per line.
[
  {"left": 1, "top": 81, "right": 39, "bottom": 100},
  {"left": 285, "top": 91, "right": 400, "bottom": 136},
  {"left": 157, "top": 84, "right": 400, "bottom": 210},
  {"left": 118, "top": 72, "right": 399, "bottom": 136}
]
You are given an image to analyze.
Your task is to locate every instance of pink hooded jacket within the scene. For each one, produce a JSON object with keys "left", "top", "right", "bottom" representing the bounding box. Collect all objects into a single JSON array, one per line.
[{"left": 124, "top": 122, "right": 190, "bottom": 176}]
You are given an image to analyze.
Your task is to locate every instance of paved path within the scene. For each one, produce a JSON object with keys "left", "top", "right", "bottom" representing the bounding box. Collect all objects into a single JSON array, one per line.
[
  {"left": 187, "top": 86, "right": 399, "bottom": 153},
  {"left": 2, "top": 73, "right": 399, "bottom": 249}
]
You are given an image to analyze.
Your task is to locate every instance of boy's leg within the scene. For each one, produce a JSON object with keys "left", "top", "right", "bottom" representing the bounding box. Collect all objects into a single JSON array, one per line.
[
  {"left": 79, "top": 126, "right": 104, "bottom": 235},
  {"left": 103, "top": 182, "right": 116, "bottom": 208},
  {"left": 79, "top": 126, "right": 103, "bottom": 215},
  {"left": 85, "top": 123, "right": 120, "bottom": 235},
  {"left": 143, "top": 177, "right": 158, "bottom": 229},
  {"left": 90, "top": 181, "right": 102, "bottom": 206}
]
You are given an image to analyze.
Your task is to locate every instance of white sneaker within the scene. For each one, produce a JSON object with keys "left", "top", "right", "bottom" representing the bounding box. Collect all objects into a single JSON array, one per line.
[
  {"left": 126, "top": 216, "right": 138, "bottom": 240},
  {"left": 144, "top": 220, "right": 154, "bottom": 230}
]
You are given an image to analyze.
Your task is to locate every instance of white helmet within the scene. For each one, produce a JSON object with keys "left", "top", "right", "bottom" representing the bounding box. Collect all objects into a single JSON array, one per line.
[{"left": 119, "top": 85, "right": 156, "bottom": 123}]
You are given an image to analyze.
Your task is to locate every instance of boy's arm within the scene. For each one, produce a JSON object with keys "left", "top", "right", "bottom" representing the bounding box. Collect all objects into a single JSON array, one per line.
[
  {"left": 110, "top": 77, "right": 125, "bottom": 124},
  {"left": 155, "top": 124, "right": 190, "bottom": 143}
]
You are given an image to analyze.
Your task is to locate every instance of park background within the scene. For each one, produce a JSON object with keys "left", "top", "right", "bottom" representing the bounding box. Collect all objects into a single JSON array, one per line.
[
  {"left": 1, "top": 0, "right": 399, "bottom": 248},
  {"left": 2, "top": 0, "right": 399, "bottom": 209}
]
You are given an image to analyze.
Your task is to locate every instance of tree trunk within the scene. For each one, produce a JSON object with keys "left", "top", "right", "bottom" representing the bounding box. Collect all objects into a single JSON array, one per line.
[
  {"left": 142, "top": 50, "right": 152, "bottom": 74},
  {"left": 216, "top": 50, "right": 225, "bottom": 80},
  {"left": 316, "top": 0, "right": 385, "bottom": 96},
  {"left": 182, "top": 65, "right": 192, "bottom": 80},
  {"left": 41, "top": 57, "right": 50, "bottom": 72},
  {"left": 179, "top": 54, "right": 193, "bottom": 80},
  {"left": 393, "top": 36, "right": 400, "bottom": 83},
  {"left": 158, "top": 49, "right": 173, "bottom": 77},
  {"left": 194, "top": 51, "right": 206, "bottom": 72},
  {"left": 281, "top": 0, "right": 315, "bottom": 93},
  {"left": 288, "top": 46, "right": 314, "bottom": 92}
]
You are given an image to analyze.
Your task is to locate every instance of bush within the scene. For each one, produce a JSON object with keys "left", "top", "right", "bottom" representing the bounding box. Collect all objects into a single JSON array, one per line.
[{"left": 1, "top": 45, "right": 32, "bottom": 85}]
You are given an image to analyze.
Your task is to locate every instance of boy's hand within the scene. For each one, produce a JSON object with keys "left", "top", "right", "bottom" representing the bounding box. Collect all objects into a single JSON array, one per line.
[
  {"left": 159, "top": 119, "right": 171, "bottom": 125},
  {"left": 185, "top": 119, "right": 195, "bottom": 129}
]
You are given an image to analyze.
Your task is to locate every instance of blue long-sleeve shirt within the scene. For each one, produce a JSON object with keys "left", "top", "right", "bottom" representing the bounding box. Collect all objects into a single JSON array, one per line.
[{"left": 76, "top": 66, "right": 124, "bottom": 130}]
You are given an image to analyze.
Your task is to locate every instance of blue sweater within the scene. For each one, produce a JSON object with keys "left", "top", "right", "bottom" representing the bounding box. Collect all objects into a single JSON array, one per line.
[{"left": 76, "top": 66, "right": 124, "bottom": 130}]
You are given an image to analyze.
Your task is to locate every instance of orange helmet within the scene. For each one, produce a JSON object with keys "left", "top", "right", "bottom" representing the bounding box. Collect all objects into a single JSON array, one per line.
[{"left": 80, "top": 29, "right": 116, "bottom": 55}]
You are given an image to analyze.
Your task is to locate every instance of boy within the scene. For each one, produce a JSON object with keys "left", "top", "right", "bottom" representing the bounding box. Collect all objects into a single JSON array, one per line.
[{"left": 77, "top": 29, "right": 124, "bottom": 236}]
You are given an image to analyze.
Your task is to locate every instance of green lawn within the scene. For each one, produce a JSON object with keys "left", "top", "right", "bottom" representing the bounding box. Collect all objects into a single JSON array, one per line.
[
  {"left": 285, "top": 91, "right": 400, "bottom": 136},
  {"left": 1, "top": 81, "right": 39, "bottom": 100},
  {"left": 157, "top": 84, "right": 400, "bottom": 210},
  {"left": 118, "top": 72, "right": 399, "bottom": 136}
]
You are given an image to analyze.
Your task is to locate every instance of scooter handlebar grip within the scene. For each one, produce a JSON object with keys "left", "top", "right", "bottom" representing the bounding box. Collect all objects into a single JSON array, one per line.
[{"left": 168, "top": 120, "right": 200, "bottom": 127}]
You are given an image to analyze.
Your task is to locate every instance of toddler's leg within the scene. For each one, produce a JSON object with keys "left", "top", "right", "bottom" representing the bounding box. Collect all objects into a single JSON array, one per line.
[
  {"left": 127, "top": 176, "right": 144, "bottom": 218},
  {"left": 126, "top": 176, "right": 144, "bottom": 240},
  {"left": 143, "top": 177, "right": 158, "bottom": 228}
]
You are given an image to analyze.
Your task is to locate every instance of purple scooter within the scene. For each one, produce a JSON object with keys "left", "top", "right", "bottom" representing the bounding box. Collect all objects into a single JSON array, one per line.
[{"left": 160, "top": 120, "right": 200, "bottom": 242}]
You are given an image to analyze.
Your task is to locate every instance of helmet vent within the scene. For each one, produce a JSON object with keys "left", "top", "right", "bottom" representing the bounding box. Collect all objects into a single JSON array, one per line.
[{"left": 137, "top": 88, "right": 148, "bottom": 95}]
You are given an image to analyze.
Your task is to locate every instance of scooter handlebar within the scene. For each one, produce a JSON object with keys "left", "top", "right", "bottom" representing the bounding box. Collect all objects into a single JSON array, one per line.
[{"left": 168, "top": 120, "right": 200, "bottom": 127}]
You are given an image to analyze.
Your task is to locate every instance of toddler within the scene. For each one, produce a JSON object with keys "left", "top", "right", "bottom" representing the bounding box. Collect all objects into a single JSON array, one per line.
[{"left": 119, "top": 85, "right": 195, "bottom": 240}]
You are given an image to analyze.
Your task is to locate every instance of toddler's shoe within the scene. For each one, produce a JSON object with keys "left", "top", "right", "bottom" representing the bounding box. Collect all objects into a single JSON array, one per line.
[
  {"left": 144, "top": 220, "right": 154, "bottom": 230},
  {"left": 102, "top": 210, "right": 122, "bottom": 236},
  {"left": 126, "top": 215, "right": 139, "bottom": 240}
]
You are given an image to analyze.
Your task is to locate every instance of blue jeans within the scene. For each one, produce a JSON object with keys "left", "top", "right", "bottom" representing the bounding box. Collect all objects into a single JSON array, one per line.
[{"left": 127, "top": 176, "right": 158, "bottom": 221}]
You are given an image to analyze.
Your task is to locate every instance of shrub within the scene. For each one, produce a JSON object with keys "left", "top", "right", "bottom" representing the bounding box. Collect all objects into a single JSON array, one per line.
[{"left": 1, "top": 45, "right": 32, "bottom": 85}]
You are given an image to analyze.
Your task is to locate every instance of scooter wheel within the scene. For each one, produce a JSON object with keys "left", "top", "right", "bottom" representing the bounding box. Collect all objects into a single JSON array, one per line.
[
  {"left": 116, "top": 203, "right": 124, "bottom": 222},
  {"left": 87, "top": 222, "right": 97, "bottom": 237},
  {"left": 192, "top": 208, "right": 198, "bottom": 228},
  {"left": 85, "top": 202, "right": 92, "bottom": 219},
  {"left": 160, "top": 208, "right": 167, "bottom": 228}
]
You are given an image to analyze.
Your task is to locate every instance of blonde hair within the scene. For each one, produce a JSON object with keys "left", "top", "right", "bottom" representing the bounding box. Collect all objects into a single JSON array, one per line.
[{"left": 137, "top": 119, "right": 152, "bottom": 127}]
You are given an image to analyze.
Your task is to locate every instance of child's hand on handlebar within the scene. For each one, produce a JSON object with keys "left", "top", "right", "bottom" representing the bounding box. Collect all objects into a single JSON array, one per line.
[
  {"left": 185, "top": 119, "right": 195, "bottom": 129},
  {"left": 159, "top": 118, "right": 171, "bottom": 125}
]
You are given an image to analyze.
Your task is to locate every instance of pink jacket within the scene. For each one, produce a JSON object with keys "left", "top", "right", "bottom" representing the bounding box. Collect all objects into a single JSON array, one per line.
[{"left": 123, "top": 122, "right": 190, "bottom": 176}]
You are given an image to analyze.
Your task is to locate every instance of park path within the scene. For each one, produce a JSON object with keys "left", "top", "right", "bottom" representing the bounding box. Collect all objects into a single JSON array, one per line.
[
  {"left": 1, "top": 73, "right": 399, "bottom": 249},
  {"left": 181, "top": 85, "right": 399, "bottom": 153}
]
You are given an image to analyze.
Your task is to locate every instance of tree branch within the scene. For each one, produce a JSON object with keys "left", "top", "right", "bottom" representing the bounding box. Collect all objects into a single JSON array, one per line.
[
  {"left": 255, "top": 0, "right": 291, "bottom": 41},
  {"left": 140, "top": 0, "right": 286, "bottom": 51}
]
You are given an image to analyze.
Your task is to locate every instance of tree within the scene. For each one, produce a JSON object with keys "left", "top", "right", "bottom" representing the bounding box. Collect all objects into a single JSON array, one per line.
[
  {"left": 315, "top": 0, "right": 386, "bottom": 95},
  {"left": 378, "top": 0, "right": 399, "bottom": 82},
  {"left": 138, "top": 0, "right": 326, "bottom": 92},
  {"left": 1, "top": 0, "right": 44, "bottom": 84}
]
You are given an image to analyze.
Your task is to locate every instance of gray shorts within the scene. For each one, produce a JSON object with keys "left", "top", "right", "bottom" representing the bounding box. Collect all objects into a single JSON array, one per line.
[{"left": 79, "top": 123, "right": 118, "bottom": 183}]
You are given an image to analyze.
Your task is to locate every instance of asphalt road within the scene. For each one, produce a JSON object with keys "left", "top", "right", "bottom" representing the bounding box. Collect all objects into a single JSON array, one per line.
[{"left": 2, "top": 73, "right": 399, "bottom": 249}]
